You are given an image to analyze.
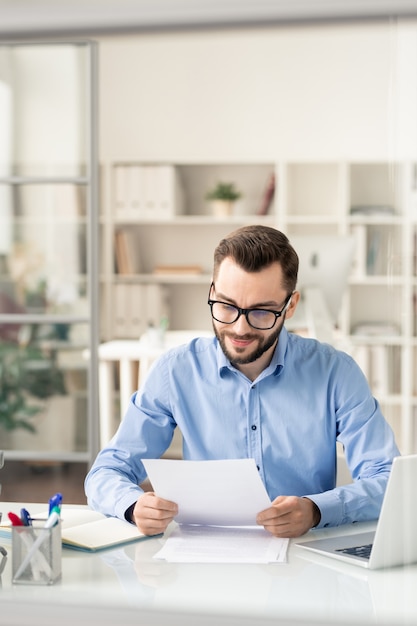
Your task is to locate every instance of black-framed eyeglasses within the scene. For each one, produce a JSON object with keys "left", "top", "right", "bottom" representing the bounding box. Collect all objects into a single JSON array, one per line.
[{"left": 208, "top": 284, "right": 292, "bottom": 330}]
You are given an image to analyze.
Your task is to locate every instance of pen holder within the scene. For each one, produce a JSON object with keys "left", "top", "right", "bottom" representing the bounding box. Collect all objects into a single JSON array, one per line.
[{"left": 12, "top": 522, "right": 61, "bottom": 585}]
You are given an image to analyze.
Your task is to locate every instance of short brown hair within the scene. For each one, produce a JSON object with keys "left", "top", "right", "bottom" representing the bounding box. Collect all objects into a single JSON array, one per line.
[{"left": 213, "top": 225, "right": 299, "bottom": 294}]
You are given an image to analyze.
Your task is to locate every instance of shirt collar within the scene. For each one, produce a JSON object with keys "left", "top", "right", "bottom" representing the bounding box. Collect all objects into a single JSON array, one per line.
[{"left": 273, "top": 326, "right": 288, "bottom": 374}]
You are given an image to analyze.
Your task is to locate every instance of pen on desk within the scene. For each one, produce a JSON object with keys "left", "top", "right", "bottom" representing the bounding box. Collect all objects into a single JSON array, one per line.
[
  {"left": 48, "top": 493, "right": 63, "bottom": 516},
  {"left": 43, "top": 510, "right": 61, "bottom": 529},
  {"left": 23, "top": 507, "right": 55, "bottom": 577},
  {"left": 9, "top": 511, "right": 42, "bottom": 580},
  {"left": 8, "top": 512, "right": 24, "bottom": 526},
  {"left": 12, "top": 511, "right": 59, "bottom": 582},
  {"left": 20, "top": 508, "right": 32, "bottom": 526},
  {"left": 8, "top": 510, "right": 43, "bottom": 527}
]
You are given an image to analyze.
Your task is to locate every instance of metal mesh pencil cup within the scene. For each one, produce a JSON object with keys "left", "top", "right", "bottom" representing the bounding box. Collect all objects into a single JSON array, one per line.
[{"left": 12, "top": 521, "right": 61, "bottom": 585}]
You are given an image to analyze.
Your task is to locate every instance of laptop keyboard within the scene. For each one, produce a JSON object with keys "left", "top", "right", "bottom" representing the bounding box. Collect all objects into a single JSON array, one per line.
[{"left": 336, "top": 544, "right": 373, "bottom": 559}]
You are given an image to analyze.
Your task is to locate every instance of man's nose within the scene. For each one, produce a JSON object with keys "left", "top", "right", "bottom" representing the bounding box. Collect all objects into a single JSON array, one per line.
[{"left": 232, "top": 312, "right": 252, "bottom": 333}]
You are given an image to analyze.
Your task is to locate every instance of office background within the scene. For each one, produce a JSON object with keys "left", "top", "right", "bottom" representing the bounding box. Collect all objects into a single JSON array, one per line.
[
  {"left": 1, "top": 1, "right": 417, "bottom": 497},
  {"left": 1, "top": 5, "right": 417, "bottom": 626}
]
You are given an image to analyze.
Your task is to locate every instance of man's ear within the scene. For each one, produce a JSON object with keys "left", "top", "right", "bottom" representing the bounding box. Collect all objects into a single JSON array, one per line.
[{"left": 284, "top": 291, "right": 300, "bottom": 320}]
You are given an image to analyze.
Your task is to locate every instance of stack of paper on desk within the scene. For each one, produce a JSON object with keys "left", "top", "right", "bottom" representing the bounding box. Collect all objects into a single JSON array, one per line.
[
  {"left": 142, "top": 458, "right": 289, "bottom": 564},
  {"left": 155, "top": 524, "right": 289, "bottom": 564}
]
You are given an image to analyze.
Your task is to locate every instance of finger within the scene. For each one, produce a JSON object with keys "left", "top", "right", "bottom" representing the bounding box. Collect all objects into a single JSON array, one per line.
[
  {"left": 261, "top": 510, "right": 305, "bottom": 538},
  {"left": 140, "top": 492, "right": 178, "bottom": 515},
  {"left": 262, "top": 522, "right": 302, "bottom": 539},
  {"left": 134, "top": 508, "right": 175, "bottom": 536},
  {"left": 257, "top": 510, "right": 293, "bottom": 531},
  {"left": 258, "top": 498, "right": 316, "bottom": 538},
  {"left": 256, "top": 497, "right": 289, "bottom": 524},
  {"left": 133, "top": 493, "right": 179, "bottom": 535}
]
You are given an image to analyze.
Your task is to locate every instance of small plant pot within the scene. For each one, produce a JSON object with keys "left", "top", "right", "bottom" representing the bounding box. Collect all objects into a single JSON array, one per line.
[{"left": 211, "top": 199, "right": 234, "bottom": 218}]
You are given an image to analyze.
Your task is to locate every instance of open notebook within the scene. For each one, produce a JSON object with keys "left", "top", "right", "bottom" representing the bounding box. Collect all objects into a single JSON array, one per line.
[
  {"left": 0, "top": 507, "right": 149, "bottom": 552},
  {"left": 295, "top": 454, "right": 417, "bottom": 570}
]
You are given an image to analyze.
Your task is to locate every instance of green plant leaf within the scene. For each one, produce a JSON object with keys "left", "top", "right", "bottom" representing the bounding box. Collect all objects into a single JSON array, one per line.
[{"left": 205, "top": 182, "right": 242, "bottom": 201}]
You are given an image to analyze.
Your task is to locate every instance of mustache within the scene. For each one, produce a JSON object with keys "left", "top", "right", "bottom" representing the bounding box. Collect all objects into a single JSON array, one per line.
[{"left": 224, "top": 332, "right": 258, "bottom": 341}]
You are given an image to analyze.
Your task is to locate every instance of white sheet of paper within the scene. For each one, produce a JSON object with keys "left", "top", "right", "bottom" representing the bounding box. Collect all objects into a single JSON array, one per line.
[
  {"left": 142, "top": 458, "right": 272, "bottom": 526},
  {"left": 154, "top": 524, "right": 289, "bottom": 564}
]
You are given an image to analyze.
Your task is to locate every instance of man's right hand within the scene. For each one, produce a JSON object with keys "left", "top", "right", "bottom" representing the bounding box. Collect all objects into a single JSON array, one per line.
[{"left": 132, "top": 492, "right": 178, "bottom": 536}]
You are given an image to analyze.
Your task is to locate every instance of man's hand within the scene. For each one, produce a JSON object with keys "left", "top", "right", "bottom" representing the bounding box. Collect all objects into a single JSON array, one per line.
[
  {"left": 132, "top": 492, "right": 178, "bottom": 536},
  {"left": 256, "top": 496, "right": 321, "bottom": 538}
]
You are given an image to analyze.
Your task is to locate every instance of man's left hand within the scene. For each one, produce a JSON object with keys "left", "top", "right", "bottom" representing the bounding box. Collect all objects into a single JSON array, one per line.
[{"left": 256, "top": 496, "right": 321, "bottom": 538}]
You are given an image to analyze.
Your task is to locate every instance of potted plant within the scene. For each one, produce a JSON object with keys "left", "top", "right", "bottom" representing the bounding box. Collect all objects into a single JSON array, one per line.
[
  {"left": 0, "top": 341, "right": 66, "bottom": 440},
  {"left": 205, "top": 182, "right": 242, "bottom": 217}
]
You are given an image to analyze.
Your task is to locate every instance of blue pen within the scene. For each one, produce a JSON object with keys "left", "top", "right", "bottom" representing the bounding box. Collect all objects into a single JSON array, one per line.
[
  {"left": 20, "top": 508, "right": 32, "bottom": 526},
  {"left": 48, "top": 493, "right": 63, "bottom": 516}
]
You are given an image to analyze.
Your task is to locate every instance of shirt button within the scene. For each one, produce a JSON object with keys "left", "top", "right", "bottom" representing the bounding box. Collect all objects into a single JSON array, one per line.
[
  {"left": 256, "top": 465, "right": 260, "bottom": 471},
  {"left": 251, "top": 425, "right": 257, "bottom": 431}
]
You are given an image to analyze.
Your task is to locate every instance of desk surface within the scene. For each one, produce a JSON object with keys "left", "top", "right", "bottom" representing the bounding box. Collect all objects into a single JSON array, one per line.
[{"left": 1, "top": 502, "right": 417, "bottom": 626}]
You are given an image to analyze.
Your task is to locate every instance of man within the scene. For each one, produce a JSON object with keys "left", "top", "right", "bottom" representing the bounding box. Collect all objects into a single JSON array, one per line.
[{"left": 85, "top": 225, "right": 399, "bottom": 538}]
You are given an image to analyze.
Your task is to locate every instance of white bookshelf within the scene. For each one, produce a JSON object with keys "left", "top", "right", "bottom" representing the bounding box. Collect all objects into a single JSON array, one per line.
[
  {"left": 100, "top": 162, "right": 277, "bottom": 337},
  {"left": 100, "top": 159, "right": 417, "bottom": 455},
  {"left": 278, "top": 160, "right": 415, "bottom": 455}
]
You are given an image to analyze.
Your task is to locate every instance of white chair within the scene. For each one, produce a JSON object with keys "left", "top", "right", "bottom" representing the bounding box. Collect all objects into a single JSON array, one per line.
[{"left": 97, "top": 330, "right": 213, "bottom": 448}]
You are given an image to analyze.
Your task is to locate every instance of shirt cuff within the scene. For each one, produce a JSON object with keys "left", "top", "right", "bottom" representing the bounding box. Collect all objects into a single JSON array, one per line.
[
  {"left": 306, "top": 490, "right": 344, "bottom": 528},
  {"left": 124, "top": 503, "right": 136, "bottom": 524},
  {"left": 116, "top": 488, "right": 143, "bottom": 522}
]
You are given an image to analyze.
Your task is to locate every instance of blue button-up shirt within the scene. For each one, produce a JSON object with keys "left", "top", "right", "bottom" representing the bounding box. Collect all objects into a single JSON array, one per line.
[{"left": 85, "top": 329, "right": 399, "bottom": 528}]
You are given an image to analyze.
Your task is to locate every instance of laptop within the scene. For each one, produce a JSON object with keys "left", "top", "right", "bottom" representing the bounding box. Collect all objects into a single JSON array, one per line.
[{"left": 295, "top": 454, "right": 417, "bottom": 570}]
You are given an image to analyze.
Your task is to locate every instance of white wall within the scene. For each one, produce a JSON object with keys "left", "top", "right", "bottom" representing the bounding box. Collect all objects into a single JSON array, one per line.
[{"left": 98, "top": 20, "right": 417, "bottom": 163}]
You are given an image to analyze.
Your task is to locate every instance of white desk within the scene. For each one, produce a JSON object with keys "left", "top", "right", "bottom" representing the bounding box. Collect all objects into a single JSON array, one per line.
[
  {"left": 1, "top": 502, "right": 417, "bottom": 626},
  {"left": 97, "top": 331, "right": 213, "bottom": 447}
]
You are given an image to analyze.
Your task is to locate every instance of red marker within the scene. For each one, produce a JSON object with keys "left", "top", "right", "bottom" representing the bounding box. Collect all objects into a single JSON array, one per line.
[{"left": 8, "top": 512, "right": 24, "bottom": 526}]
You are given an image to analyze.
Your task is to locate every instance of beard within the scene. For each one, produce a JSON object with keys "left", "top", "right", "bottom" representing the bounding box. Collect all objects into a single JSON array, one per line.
[{"left": 213, "top": 320, "right": 284, "bottom": 366}]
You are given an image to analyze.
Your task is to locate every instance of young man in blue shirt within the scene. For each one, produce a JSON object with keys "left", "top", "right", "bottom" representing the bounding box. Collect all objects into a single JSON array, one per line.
[{"left": 85, "top": 225, "right": 399, "bottom": 538}]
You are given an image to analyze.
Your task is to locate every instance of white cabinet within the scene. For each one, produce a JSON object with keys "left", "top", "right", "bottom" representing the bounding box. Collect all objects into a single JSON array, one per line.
[{"left": 101, "top": 159, "right": 417, "bottom": 454}]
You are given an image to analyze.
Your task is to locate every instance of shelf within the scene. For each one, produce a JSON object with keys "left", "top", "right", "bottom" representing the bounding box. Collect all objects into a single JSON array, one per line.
[
  {"left": 284, "top": 215, "right": 340, "bottom": 225},
  {"left": 0, "top": 314, "right": 90, "bottom": 324},
  {"left": 3, "top": 450, "right": 91, "bottom": 463},
  {"left": 349, "top": 276, "right": 405, "bottom": 286},
  {"left": 2, "top": 215, "right": 88, "bottom": 225},
  {"left": 112, "top": 273, "right": 211, "bottom": 285},
  {"left": 348, "top": 334, "right": 404, "bottom": 346},
  {"left": 112, "top": 214, "right": 275, "bottom": 226},
  {"left": 0, "top": 176, "right": 89, "bottom": 185},
  {"left": 348, "top": 215, "right": 404, "bottom": 225}
]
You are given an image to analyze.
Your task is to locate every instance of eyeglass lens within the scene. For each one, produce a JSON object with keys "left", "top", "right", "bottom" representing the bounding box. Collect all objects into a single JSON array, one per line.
[{"left": 211, "top": 302, "right": 277, "bottom": 329}]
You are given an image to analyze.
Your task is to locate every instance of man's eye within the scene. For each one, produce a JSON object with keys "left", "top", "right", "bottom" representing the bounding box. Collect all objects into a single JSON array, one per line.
[{"left": 251, "top": 309, "right": 269, "bottom": 319}]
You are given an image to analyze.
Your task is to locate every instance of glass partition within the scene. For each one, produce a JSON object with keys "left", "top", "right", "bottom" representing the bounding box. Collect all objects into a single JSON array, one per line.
[{"left": 0, "top": 42, "right": 97, "bottom": 462}]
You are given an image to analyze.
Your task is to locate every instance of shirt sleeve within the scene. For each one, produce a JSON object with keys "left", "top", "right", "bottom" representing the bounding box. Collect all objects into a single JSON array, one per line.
[
  {"left": 85, "top": 356, "right": 176, "bottom": 520},
  {"left": 305, "top": 355, "right": 400, "bottom": 528}
]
